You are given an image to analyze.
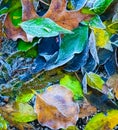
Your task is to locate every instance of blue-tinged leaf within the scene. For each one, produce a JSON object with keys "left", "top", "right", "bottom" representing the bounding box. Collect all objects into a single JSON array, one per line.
[
  {"left": 38, "top": 36, "right": 60, "bottom": 60},
  {"left": 31, "top": 56, "right": 46, "bottom": 74},
  {"left": 64, "top": 42, "right": 89, "bottom": 72},
  {"left": 55, "top": 25, "right": 88, "bottom": 67},
  {"left": 67, "top": 0, "right": 87, "bottom": 10},
  {"left": 98, "top": 48, "right": 113, "bottom": 65},
  {"left": 82, "top": 53, "right": 97, "bottom": 73},
  {"left": 104, "top": 50, "right": 117, "bottom": 76},
  {"left": 89, "top": 31, "right": 99, "bottom": 64}
]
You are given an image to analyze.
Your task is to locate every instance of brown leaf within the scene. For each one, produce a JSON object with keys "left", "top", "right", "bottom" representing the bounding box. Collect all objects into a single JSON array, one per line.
[
  {"left": 79, "top": 99, "right": 97, "bottom": 118},
  {"left": 35, "top": 85, "right": 79, "bottom": 130},
  {"left": 43, "top": 0, "right": 91, "bottom": 30},
  {"left": 21, "top": 0, "right": 38, "bottom": 21},
  {"left": 4, "top": 0, "right": 38, "bottom": 42},
  {"left": 106, "top": 74, "right": 118, "bottom": 99},
  {"left": 4, "top": 15, "right": 28, "bottom": 41}
]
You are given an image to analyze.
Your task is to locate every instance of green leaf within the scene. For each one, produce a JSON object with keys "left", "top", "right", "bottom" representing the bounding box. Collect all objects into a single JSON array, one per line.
[
  {"left": 60, "top": 74, "right": 83, "bottom": 100},
  {"left": 85, "top": 110, "right": 118, "bottom": 130},
  {"left": 0, "top": 0, "right": 21, "bottom": 16},
  {"left": 92, "top": 0, "right": 113, "bottom": 14},
  {"left": 55, "top": 25, "right": 88, "bottom": 66},
  {"left": 9, "top": 7, "right": 22, "bottom": 27},
  {"left": 19, "top": 18, "right": 72, "bottom": 39},
  {"left": 11, "top": 103, "right": 36, "bottom": 123},
  {"left": 62, "top": 126, "right": 79, "bottom": 130},
  {"left": 16, "top": 90, "right": 34, "bottom": 103},
  {"left": 86, "top": 72, "right": 105, "bottom": 91},
  {"left": 0, "top": 115, "right": 8, "bottom": 130},
  {"left": 89, "top": 15, "right": 106, "bottom": 29}
]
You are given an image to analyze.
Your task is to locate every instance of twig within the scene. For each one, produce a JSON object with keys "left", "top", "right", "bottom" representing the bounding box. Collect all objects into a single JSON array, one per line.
[
  {"left": 74, "top": 72, "right": 81, "bottom": 82},
  {"left": 39, "top": 0, "right": 49, "bottom": 6}
]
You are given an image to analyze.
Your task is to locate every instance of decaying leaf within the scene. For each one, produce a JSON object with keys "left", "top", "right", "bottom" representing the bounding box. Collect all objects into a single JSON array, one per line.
[
  {"left": 4, "top": 14, "right": 28, "bottom": 41},
  {"left": 43, "top": 0, "right": 91, "bottom": 30},
  {"left": 79, "top": 99, "right": 97, "bottom": 118},
  {"left": 106, "top": 74, "right": 118, "bottom": 99},
  {"left": 35, "top": 85, "right": 79, "bottom": 129},
  {"left": 4, "top": 0, "right": 38, "bottom": 41},
  {"left": 85, "top": 110, "right": 118, "bottom": 130}
]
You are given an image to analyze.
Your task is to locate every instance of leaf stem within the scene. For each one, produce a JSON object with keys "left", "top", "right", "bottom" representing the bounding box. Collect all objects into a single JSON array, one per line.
[{"left": 39, "top": 0, "right": 49, "bottom": 6}]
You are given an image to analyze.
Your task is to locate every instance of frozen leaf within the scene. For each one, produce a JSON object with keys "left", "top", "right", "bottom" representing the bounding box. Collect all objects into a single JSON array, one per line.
[
  {"left": 11, "top": 102, "right": 36, "bottom": 123},
  {"left": 43, "top": 0, "right": 91, "bottom": 30},
  {"left": 104, "top": 50, "right": 117, "bottom": 76},
  {"left": 86, "top": 72, "right": 105, "bottom": 91},
  {"left": 89, "top": 31, "right": 99, "bottom": 64},
  {"left": 85, "top": 87, "right": 118, "bottom": 112},
  {"left": 64, "top": 41, "right": 89, "bottom": 72},
  {"left": 106, "top": 74, "right": 118, "bottom": 99},
  {"left": 89, "top": 15, "right": 106, "bottom": 29},
  {"left": 67, "top": 0, "right": 87, "bottom": 10},
  {"left": 92, "top": 0, "right": 113, "bottom": 14},
  {"left": 85, "top": 110, "right": 118, "bottom": 130},
  {"left": 60, "top": 74, "right": 83, "bottom": 100},
  {"left": 97, "top": 48, "right": 112, "bottom": 65},
  {"left": 55, "top": 25, "right": 88, "bottom": 67},
  {"left": 4, "top": 0, "right": 38, "bottom": 41},
  {"left": 35, "top": 85, "right": 79, "bottom": 130},
  {"left": 20, "top": 18, "right": 72, "bottom": 39},
  {"left": 79, "top": 99, "right": 97, "bottom": 118},
  {"left": 16, "top": 90, "right": 34, "bottom": 103},
  {"left": 93, "top": 28, "right": 112, "bottom": 50},
  {"left": 0, "top": 115, "right": 8, "bottom": 130}
]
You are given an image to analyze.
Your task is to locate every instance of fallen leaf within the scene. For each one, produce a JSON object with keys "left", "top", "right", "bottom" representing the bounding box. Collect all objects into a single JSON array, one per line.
[
  {"left": 4, "top": 14, "right": 27, "bottom": 41},
  {"left": 21, "top": 0, "right": 38, "bottom": 21},
  {"left": 60, "top": 74, "right": 83, "bottom": 100},
  {"left": 85, "top": 110, "right": 118, "bottom": 130},
  {"left": 43, "top": 0, "right": 91, "bottom": 30},
  {"left": 4, "top": 0, "right": 38, "bottom": 41},
  {"left": 79, "top": 99, "right": 97, "bottom": 118},
  {"left": 20, "top": 17, "right": 72, "bottom": 38},
  {"left": 106, "top": 74, "right": 118, "bottom": 99},
  {"left": 0, "top": 115, "right": 8, "bottom": 130},
  {"left": 86, "top": 72, "right": 105, "bottom": 91},
  {"left": 35, "top": 85, "right": 79, "bottom": 130}
]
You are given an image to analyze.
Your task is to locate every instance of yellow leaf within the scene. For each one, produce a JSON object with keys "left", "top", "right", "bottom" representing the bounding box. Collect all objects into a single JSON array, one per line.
[
  {"left": 93, "top": 28, "right": 110, "bottom": 48},
  {"left": 85, "top": 110, "right": 118, "bottom": 130}
]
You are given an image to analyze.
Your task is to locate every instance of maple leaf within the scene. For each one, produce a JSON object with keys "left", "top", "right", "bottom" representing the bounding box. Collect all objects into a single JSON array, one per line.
[
  {"left": 35, "top": 85, "right": 79, "bottom": 130},
  {"left": 43, "top": 0, "right": 91, "bottom": 30},
  {"left": 4, "top": 0, "right": 38, "bottom": 41}
]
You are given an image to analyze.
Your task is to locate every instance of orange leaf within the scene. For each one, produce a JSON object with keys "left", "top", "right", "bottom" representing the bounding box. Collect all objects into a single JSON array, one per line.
[
  {"left": 35, "top": 85, "right": 79, "bottom": 129},
  {"left": 79, "top": 99, "right": 97, "bottom": 118},
  {"left": 43, "top": 0, "right": 91, "bottom": 30}
]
